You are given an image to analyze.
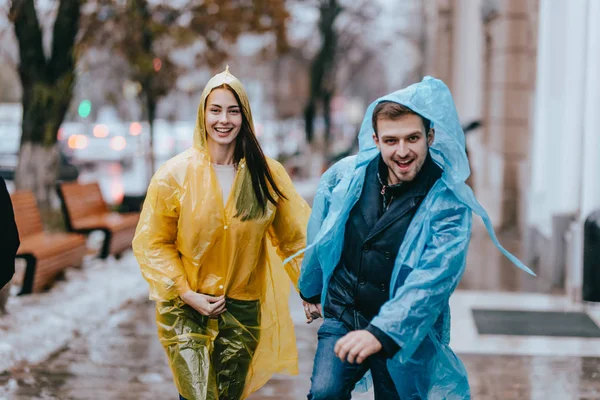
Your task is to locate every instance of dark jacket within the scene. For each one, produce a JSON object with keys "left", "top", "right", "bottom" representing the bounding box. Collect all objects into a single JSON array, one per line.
[
  {"left": 1, "top": 178, "right": 19, "bottom": 290},
  {"left": 304, "top": 153, "right": 441, "bottom": 355}
]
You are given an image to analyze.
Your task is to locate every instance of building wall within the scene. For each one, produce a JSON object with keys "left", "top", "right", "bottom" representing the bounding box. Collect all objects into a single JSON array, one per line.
[
  {"left": 423, "top": 0, "right": 454, "bottom": 86},
  {"left": 530, "top": 0, "right": 600, "bottom": 298},
  {"left": 424, "top": 0, "right": 538, "bottom": 233},
  {"left": 421, "top": 0, "right": 600, "bottom": 302},
  {"left": 429, "top": 0, "right": 600, "bottom": 296},
  {"left": 478, "top": 0, "right": 538, "bottom": 232}
]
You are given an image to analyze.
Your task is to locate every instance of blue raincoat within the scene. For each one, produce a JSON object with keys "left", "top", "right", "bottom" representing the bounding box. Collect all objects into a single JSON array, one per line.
[{"left": 296, "top": 77, "right": 534, "bottom": 399}]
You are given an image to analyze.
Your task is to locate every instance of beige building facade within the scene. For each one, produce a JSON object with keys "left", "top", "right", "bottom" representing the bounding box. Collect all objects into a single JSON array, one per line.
[
  {"left": 424, "top": 0, "right": 538, "bottom": 231},
  {"left": 424, "top": 0, "right": 600, "bottom": 298}
]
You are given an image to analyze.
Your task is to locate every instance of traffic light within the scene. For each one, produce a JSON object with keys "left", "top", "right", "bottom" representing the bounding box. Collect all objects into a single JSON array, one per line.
[{"left": 78, "top": 100, "right": 92, "bottom": 118}]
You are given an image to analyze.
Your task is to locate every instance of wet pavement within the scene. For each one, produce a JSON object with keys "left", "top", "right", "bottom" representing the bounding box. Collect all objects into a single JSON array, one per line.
[
  {"left": 2, "top": 161, "right": 599, "bottom": 399},
  {"left": 1, "top": 292, "right": 600, "bottom": 400}
]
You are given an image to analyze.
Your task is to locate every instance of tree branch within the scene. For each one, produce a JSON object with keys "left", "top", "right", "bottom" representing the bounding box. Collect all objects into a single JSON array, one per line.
[
  {"left": 49, "top": 0, "right": 82, "bottom": 82},
  {"left": 10, "top": 0, "right": 47, "bottom": 83}
]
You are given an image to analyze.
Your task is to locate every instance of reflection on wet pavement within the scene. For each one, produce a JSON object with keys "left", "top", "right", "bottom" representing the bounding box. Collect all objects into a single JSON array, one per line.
[
  {"left": 1, "top": 295, "right": 599, "bottom": 400},
  {"left": 0, "top": 302, "right": 174, "bottom": 400},
  {"left": 0, "top": 199, "right": 597, "bottom": 399}
]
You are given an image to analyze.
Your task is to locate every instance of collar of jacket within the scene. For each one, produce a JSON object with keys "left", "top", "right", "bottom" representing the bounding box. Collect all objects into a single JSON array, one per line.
[{"left": 375, "top": 152, "right": 440, "bottom": 210}]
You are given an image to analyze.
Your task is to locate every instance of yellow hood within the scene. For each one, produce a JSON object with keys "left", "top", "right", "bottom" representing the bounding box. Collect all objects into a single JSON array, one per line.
[{"left": 194, "top": 66, "right": 255, "bottom": 151}]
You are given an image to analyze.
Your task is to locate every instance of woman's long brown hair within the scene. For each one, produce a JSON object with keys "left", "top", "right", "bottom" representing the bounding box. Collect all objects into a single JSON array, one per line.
[{"left": 210, "top": 84, "right": 287, "bottom": 220}]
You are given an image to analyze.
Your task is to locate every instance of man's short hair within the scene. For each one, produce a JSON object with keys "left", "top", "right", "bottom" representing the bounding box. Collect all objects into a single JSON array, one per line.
[{"left": 372, "top": 101, "right": 431, "bottom": 136}]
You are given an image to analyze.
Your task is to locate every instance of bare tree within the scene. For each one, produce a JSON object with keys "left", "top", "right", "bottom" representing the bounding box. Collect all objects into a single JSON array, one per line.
[
  {"left": 304, "top": 0, "right": 341, "bottom": 148},
  {"left": 10, "top": 0, "right": 82, "bottom": 209},
  {"left": 298, "top": 0, "right": 379, "bottom": 176},
  {"left": 85, "top": 0, "right": 290, "bottom": 177}
]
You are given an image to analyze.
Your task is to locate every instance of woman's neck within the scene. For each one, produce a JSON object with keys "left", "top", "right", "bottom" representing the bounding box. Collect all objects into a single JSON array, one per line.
[{"left": 207, "top": 140, "right": 236, "bottom": 165}]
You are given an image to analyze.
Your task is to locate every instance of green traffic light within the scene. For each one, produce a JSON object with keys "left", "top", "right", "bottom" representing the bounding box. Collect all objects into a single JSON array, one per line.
[{"left": 78, "top": 100, "right": 92, "bottom": 118}]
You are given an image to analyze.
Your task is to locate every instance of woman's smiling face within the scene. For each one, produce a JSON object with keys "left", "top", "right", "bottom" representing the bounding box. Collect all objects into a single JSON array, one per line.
[{"left": 205, "top": 88, "right": 243, "bottom": 148}]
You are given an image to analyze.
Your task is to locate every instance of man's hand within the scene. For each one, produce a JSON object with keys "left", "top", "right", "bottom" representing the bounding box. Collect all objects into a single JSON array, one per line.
[
  {"left": 302, "top": 300, "right": 322, "bottom": 323},
  {"left": 334, "top": 330, "right": 382, "bottom": 364},
  {"left": 181, "top": 291, "right": 226, "bottom": 317}
]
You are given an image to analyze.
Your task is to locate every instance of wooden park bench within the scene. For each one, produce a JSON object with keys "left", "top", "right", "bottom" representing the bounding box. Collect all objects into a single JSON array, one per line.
[
  {"left": 11, "top": 191, "right": 87, "bottom": 295},
  {"left": 57, "top": 182, "right": 140, "bottom": 259}
]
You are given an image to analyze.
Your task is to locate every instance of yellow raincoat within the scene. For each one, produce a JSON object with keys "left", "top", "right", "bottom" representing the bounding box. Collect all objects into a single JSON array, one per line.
[{"left": 132, "top": 68, "right": 310, "bottom": 399}]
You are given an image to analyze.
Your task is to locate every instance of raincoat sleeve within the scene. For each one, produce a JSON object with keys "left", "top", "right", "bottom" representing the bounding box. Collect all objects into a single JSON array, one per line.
[
  {"left": 370, "top": 195, "right": 471, "bottom": 363},
  {"left": 267, "top": 161, "right": 312, "bottom": 287},
  {"left": 132, "top": 170, "right": 190, "bottom": 301},
  {"left": 297, "top": 162, "right": 341, "bottom": 303}
]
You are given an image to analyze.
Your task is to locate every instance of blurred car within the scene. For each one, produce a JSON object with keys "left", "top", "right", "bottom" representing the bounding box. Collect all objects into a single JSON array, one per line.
[
  {"left": 0, "top": 119, "right": 79, "bottom": 182},
  {"left": 67, "top": 123, "right": 136, "bottom": 168},
  {"left": 133, "top": 120, "right": 194, "bottom": 163},
  {"left": 0, "top": 151, "right": 79, "bottom": 182},
  {"left": 0, "top": 122, "right": 20, "bottom": 155}
]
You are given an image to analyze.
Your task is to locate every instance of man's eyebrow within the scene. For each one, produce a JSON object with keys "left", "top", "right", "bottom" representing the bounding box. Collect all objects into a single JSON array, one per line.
[{"left": 381, "top": 130, "right": 423, "bottom": 138}]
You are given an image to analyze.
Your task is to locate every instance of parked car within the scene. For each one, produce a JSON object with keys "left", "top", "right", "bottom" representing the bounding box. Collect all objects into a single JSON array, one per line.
[
  {"left": 67, "top": 123, "right": 135, "bottom": 168},
  {"left": 0, "top": 150, "right": 79, "bottom": 182},
  {"left": 0, "top": 120, "right": 79, "bottom": 182}
]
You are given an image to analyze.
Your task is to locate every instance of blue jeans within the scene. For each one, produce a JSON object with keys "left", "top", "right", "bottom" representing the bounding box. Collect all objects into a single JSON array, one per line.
[{"left": 308, "top": 318, "right": 401, "bottom": 400}]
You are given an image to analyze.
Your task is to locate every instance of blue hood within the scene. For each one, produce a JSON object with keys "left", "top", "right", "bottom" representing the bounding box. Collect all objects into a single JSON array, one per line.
[{"left": 355, "top": 76, "right": 534, "bottom": 275}]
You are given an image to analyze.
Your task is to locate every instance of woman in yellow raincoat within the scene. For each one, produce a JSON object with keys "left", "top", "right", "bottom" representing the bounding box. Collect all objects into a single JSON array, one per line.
[{"left": 132, "top": 67, "right": 311, "bottom": 400}]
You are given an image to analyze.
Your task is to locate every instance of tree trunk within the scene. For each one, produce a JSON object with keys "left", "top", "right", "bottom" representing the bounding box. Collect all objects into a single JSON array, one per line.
[
  {"left": 304, "top": 0, "right": 341, "bottom": 175},
  {"left": 14, "top": 79, "right": 73, "bottom": 210},
  {"left": 11, "top": 0, "right": 81, "bottom": 211},
  {"left": 323, "top": 90, "right": 333, "bottom": 155},
  {"left": 15, "top": 142, "right": 59, "bottom": 209},
  {"left": 304, "top": 100, "right": 316, "bottom": 144},
  {"left": 146, "top": 93, "right": 157, "bottom": 182},
  {"left": 305, "top": 1, "right": 340, "bottom": 141}
]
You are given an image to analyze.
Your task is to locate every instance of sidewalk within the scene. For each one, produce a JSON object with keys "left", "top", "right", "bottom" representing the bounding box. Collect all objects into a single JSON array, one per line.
[
  {"left": 2, "top": 256, "right": 599, "bottom": 399},
  {"left": 2, "top": 232, "right": 600, "bottom": 399},
  {"left": 2, "top": 178, "right": 600, "bottom": 399},
  {"left": 0, "top": 253, "right": 147, "bottom": 374},
  {"left": 0, "top": 177, "right": 321, "bottom": 375}
]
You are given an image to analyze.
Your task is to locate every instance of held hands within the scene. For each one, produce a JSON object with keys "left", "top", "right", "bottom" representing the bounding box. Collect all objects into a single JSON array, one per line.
[
  {"left": 303, "top": 300, "right": 322, "bottom": 324},
  {"left": 181, "top": 291, "right": 227, "bottom": 317},
  {"left": 334, "top": 330, "right": 382, "bottom": 364}
]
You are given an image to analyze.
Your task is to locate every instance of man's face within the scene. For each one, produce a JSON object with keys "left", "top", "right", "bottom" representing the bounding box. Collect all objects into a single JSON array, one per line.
[{"left": 373, "top": 114, "right": 434, "bottom": 185}]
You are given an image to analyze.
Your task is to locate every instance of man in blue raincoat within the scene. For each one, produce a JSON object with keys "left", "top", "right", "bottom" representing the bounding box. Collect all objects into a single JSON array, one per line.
[{"left": 297, "top": 77, "right": 534, "bottom": 400}]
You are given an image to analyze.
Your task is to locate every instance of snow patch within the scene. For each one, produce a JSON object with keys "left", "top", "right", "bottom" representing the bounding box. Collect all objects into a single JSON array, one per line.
[{"left": 0, "top": 252, "right": 147, "bottom": 373}]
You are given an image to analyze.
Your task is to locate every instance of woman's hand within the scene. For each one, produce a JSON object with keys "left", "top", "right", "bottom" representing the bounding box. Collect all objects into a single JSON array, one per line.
[
  {"left": 303, "top": 300, "right": 322, "bottom": 324},
  {"left": 181, "top": 291, "right": 227, "bottom": 317}
]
